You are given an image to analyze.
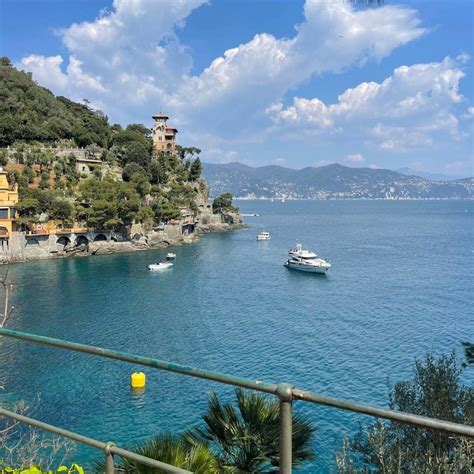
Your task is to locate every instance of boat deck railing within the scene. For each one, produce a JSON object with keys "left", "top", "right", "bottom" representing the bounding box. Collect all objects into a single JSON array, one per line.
[{"left": 1, "top": 328, "right": 473, "bottom": 473}]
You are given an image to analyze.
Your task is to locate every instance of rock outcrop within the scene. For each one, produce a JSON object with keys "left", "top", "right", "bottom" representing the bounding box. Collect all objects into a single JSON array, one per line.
[{"left": 0, "top": 211, "right": 244, "bottom": 264}]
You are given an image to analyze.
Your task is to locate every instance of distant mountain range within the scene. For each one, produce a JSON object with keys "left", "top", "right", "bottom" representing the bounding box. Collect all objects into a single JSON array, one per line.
[
  {"left": 395, "top": 167, "right": 464, "bottom": 181},
  {"left": 202, "top": 162, "right": 473, "bottom": 200}
]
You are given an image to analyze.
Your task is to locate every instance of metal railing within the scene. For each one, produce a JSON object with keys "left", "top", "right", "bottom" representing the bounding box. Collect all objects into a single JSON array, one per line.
[
  {"left": 0, "top": 408, "right": 190, "bottom": 474},
  {"left": 1, "top": 328, "right": 473, "bottom": 473}
]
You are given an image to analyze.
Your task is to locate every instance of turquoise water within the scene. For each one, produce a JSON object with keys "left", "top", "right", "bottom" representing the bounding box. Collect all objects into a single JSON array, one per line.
[{"left": 1, "top": 200, "right": 473, "bottom": 471}]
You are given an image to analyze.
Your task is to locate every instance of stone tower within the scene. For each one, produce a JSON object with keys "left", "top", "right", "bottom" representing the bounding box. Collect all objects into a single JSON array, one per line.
[{"left": 152, "top": 113, "right": 178, "bottom": 153}]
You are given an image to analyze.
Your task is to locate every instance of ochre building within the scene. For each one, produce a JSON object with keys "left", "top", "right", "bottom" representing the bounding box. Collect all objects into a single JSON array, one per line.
[
  {"left": 0, "top": 167, "right": 18, "bottom": 239},
  {"left": 152, "top": 113, "right": 178, "bottom": 153}
]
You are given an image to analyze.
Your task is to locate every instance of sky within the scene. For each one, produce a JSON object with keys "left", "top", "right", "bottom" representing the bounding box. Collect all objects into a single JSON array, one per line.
[{"left": 1, "top": 0, "right": 473, "bottom": 176}]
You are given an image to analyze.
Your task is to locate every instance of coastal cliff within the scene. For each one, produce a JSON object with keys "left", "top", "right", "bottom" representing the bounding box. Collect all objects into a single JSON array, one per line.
[
  {"left": 0, "top": 57, "right": 244, "bottom": 264},
  {"left": 0, "top": 189, "right": 244, "bottom": 264},
  {"left": 0, "top": 210, "right": 244, "bottom": 264}
]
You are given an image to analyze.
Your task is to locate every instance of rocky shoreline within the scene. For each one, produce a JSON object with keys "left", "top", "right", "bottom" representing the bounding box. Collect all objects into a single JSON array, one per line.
[{"left": 0, "top": 212, "right": 245, "bottom": 265}]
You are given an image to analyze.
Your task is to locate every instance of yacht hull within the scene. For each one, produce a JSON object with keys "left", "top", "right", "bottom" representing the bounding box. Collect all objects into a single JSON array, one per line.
[
  {"left": 148, "top": 262, "right": 173, "bottom": 271},
  {"left": 284, "top": 261, "right": 329, "bottom": 274}
]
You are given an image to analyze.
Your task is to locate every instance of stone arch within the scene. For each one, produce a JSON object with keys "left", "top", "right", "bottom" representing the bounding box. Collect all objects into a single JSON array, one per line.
[
  {"left": 75, "top": 235, "right": 89, "bottom": 246},
  {"left": 110, "top": 236, "right": 118, "bottom": 242},
  {"left": 56, "top": 236, "right": 71, "bottom": 246},
  {"left": 94, "top": 233, "right": 107, "bottom": 242}
]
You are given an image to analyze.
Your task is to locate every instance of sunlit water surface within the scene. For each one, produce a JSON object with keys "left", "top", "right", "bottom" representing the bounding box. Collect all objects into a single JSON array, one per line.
[{"left": 1, "top": 200, "right": 473, "bottom": 471}]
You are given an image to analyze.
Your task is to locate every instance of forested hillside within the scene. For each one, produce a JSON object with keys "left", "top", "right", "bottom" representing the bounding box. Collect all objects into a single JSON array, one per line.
[
  {"left": 0, "top": 57, "right": 110, "bottom": 147},
  {"left": 0, "top": 57, "right": 208, "bottom": 232}
]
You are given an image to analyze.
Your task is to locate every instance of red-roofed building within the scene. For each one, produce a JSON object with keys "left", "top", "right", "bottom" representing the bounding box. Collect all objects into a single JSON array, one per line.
[{"left": 152, "top": 113, "right": 178, "bottom": 153}]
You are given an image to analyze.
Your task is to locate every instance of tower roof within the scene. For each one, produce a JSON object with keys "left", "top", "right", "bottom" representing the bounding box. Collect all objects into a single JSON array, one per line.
[{"left": 152, "top": 113, "right": 169, "bottom": 120}]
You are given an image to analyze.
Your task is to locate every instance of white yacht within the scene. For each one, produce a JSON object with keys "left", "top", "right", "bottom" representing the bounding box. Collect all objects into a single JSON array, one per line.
[
  {"left": 166, "top": 252, "right": 176, "bottom": 260},
  {"left": 257, "top": 231, "right": 271, "bottom": 241},
  {"left": 284, "top": 243, "right": 331, "bottom": 274},
  {"left": 148, "top": 261, "right": 173, "bottom": 271}
]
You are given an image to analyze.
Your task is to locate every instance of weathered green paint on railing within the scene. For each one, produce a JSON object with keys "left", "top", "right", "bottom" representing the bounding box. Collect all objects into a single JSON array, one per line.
[
  {"left": 0, "top": 407, "right": 192, "bottom": 474},
  {"left": 0, "top": 328, "right": 278, "bottom": 395},
  {"left": 1, "top": 327, "right": 474, "bottom": 474},
  {"left": 292, "top": 389, "right": 474, "bottom": 438}
]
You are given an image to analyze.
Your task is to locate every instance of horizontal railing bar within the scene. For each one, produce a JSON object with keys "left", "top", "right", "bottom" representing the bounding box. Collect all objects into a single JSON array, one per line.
[
  {"left": 0, "top": 408, "right": 192, "bottom": 474},
  {"left": 1, "top": 329, "right": 473, "bottom": 439},
  {"left": 0, "top": 407, "right": 107, "bottom": 450},
  {"left": 292, "top": 389, "right": 474, "bottom": 438},
  {"left": 0, "top": 328, "right": 278, "bottom": 395}
]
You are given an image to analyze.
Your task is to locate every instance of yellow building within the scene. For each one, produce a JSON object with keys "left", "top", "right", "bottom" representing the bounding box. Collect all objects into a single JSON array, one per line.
[{"left": 0, "top": 167, "right": 18, "bottom": 238}]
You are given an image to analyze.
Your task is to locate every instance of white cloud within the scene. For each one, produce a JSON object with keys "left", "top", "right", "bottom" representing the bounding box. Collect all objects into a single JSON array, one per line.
[
  {"left": 272, "top": 158, "right": 287, "bottom": 166},
  {"left": 345, "top": 153, "right": 365, "bottom": 162},
  {"left": 19, "top": 55, "right": 105, "bottom": 99},
  {"left": 268, "top": 56, "right": 466, "bottom": 151},
  {"left": 444, "top": 159, "right": 473, "bottom": 176},
  {"left": 16, "top": 0, "right": 426, "bottom": 141}
]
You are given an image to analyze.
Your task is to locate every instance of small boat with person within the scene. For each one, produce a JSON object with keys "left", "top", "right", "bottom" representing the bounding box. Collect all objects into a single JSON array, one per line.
[
  {"left": 166, "top": 252, "right": 176, "bottom": 260},
  {"left": 148, "top": 261, "right": 173, "bottom": 271},
  {"left": 284, "top": 243, "right": 330, "bottom": 274},
  {"left": 257, "top": 231, "right": 271, "bottom": 241}
]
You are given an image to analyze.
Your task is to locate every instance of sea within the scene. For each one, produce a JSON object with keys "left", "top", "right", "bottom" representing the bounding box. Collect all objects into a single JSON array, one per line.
[{"left": 1, "top": 200, "right": 473, "bottom": 472}]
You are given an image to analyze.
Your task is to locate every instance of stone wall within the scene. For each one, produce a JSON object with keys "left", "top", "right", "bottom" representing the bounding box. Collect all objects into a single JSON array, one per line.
[{"left": 0, "top": 212, "right": 244, "bottom": 264}]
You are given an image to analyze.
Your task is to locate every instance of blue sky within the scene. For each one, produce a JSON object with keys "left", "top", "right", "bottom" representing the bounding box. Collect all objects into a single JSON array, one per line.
[{"left": 1, "top": 0, "right": 473, "bottom": 176}]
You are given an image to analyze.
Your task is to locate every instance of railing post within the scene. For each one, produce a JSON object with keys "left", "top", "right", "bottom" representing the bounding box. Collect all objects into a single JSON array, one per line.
[
  {"left": 105, "top": 442, "right": 115, "bottom": 473},
  {"left": 276, "top": 383, "right": 293, "bottom": 474}
]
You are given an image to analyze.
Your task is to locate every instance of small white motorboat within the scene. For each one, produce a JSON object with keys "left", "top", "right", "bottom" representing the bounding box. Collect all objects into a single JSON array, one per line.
[
  {"left": 257, "top": 231, "right": 271, "bottom": 241},
  {"left": 166, "top": 252, "right": 176, "bottom": 260},
  {"left": 148, "top": 261, "right": 173, "bottom": 271},
  {"left": 284, "top": 243, "right": 330, "bottom": 274}
]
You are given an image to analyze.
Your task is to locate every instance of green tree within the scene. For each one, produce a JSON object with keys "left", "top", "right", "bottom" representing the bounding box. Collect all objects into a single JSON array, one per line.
[
  {"left": 336, "top": 352, "right": 474, "bottom": 473},
  {"left": 95, "top": 434, "right": 218, "bottom": 474},
  {"left": 16, "top": 197, "right": 41, "bottom": 219},
  {"left": 190, "top": 389, "right": 315, "bottom": 472},
  {"left": 39, "top": 172, "right": 50, "bottom": 189},
  {"left": 131, "top": 172, "right": 151, "bottom": 198},
  {"left": 88, "top": 199, "right": 119, "bottom": 229},
  {"left": 126, "top": 123, "right": 152, "bottom": 139},
  {"left": 21, "top": 166, "right": 35, "bottom": 184},
  {"left": 149, "top": 160, "right": 166, "bottom": 185},
  {"left": 212, "top": 193, "right": 235, "bottom": 213},
  {"left": 135, "top": 205, "right": 154, "bottom": 226},
  {"left": 122, "top": 162, "right": 147, "bottom": 182},
  {"left": 49, "top": 199, "right": 74, "bottom": 226},
  {"left": 153, "top": 201, "right": 180, "bottom": 221},
  {"left": 461, "top": 342, "right": 474, "bottom": 367},
  {"left": 188, "top": 157, "right": 202, "bottom": 181},
  {"left": 122, "top": 141, "right": 151, "bottom": 169},
  {"left": 0, "top": 150, "right": 8, "bottom": 166}
]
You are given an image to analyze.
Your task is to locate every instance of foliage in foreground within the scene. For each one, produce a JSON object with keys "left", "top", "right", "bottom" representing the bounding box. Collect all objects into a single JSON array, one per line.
[
  {"left": 95, "top": 434, "right": 217, "bottom": 473},
  {"left": 0, "top": 464, "right": 84, "bottom": 474},
  {"left": 335, "top": 352, "right": 474, "bottom": 473},
  {"left": 95, "top": 389, "right": 316, "bottom": 473},
  {"left": 189, "top": 389, "right": 315, "bottom": 472}
]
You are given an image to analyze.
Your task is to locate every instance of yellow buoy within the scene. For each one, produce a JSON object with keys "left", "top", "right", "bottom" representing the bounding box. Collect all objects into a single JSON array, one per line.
[{"left": 131, "top": 372, "right": 146, "bottom": 388}]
